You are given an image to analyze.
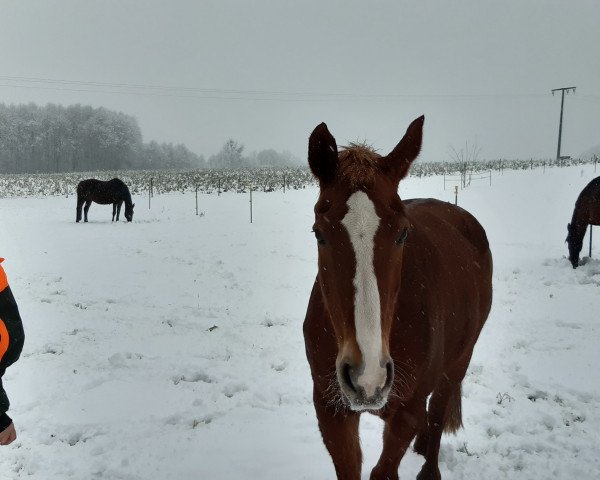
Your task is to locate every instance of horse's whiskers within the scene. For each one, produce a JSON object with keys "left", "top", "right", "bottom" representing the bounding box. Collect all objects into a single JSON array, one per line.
[
  {"left": 390, "top": 361, "right": 415, "bottom": 400},
  {"left": 322, "top": 369, "right": 346, "bottom": 415}
]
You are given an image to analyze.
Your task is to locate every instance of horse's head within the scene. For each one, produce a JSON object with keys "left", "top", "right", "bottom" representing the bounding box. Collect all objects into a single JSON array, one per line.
[
  {"left": 566, "top": 222, "right": 581, "bottom": 268},
  {"left": 125, "top": 203, "right": 135, "bottom": 222},
  {"left": 308, "top": 116, "right": 424, "bottom": 411}
]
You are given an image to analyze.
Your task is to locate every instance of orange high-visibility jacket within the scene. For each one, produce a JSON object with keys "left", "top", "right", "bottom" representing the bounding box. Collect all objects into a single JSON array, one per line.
[{"left": 0, "top": 258, "right": 25, "bottom": 431}]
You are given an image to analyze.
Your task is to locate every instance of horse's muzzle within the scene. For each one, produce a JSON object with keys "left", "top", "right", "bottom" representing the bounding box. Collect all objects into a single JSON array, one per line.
[{"left": 338, "top": 359, "right": 394, "bottom": 411}]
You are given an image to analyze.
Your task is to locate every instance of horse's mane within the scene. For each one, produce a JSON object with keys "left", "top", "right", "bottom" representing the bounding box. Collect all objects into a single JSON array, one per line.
[{"left": 338, "top": 142, "right": 382, "bottom": 188}]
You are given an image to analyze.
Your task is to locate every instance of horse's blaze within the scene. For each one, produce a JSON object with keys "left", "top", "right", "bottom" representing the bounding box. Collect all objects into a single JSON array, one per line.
[{"left": 341, "top": 191, "right": 387, "bottom": 401}]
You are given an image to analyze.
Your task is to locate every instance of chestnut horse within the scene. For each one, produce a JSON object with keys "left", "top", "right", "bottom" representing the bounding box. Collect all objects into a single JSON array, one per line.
[
  {"left": 303, "top": 116, "right": 493, "bottom": 480},
  {"left": 566, "top": 176, "right": 600, "bottom": 268},
  {"left": 76, "top": 178, "right": 135, "bottom": 223}
]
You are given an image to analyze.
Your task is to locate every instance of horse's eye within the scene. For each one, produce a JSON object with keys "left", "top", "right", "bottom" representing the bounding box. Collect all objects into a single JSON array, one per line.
[
  {"left": 396, "top": 228, "right": 409, "bottom": 246},
  {"left": 313, "top": 229, "right": 326, "bottom": 245}
]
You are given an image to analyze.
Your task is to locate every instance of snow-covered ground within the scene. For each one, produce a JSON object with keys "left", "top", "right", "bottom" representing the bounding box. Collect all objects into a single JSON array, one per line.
[{"left": 0, "top": 164, "right": 599, "bottom": 479}]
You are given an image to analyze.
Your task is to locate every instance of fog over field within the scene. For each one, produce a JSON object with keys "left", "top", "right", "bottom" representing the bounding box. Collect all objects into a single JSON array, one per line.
[{"left": 1, "top": 1, "right": 600, "bottom": 164}]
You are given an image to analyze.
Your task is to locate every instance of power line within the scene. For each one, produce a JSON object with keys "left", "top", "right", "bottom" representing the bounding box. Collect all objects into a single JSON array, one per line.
[{"left": 0, "top": 74, "right": 561, "bottom": 102}]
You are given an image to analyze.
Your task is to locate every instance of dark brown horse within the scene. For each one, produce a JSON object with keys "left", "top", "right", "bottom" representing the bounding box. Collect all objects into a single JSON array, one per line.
[
  {"left": 566, "top": 176, "right": 600, "bottom": 268},
  {"left": 76, "top": 178, "right": 135, "bottom": 223},
  {"left": 303, "top": 116, "right": 493, "bottom": 480}
]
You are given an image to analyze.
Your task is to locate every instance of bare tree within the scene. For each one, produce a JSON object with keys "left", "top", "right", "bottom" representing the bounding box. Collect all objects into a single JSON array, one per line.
[{"left": 448, "top": 140, "right": 482, "bottom": 187}]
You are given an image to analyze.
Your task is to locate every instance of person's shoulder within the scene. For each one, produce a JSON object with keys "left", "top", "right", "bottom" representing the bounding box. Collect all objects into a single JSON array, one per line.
[{"left": 0, "top": 259, "right": 7, "bottom": 293}]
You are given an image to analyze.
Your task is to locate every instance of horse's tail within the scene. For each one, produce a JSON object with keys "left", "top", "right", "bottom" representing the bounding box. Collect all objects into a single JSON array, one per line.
[{"left": 443, "top": 382, "right": 463, "bottom": 434}]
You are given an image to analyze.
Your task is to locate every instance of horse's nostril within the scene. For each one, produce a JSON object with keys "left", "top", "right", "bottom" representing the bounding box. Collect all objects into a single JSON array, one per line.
[
  {"left": 384, "top": 360, "right": 394, "bottom": 389},
  {"left": 341, "top": 362, "right": 357, "bottom": 393}
]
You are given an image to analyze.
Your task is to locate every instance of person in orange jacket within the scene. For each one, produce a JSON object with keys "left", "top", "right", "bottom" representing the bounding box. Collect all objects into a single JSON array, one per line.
[{"left": 0, "top": 258, "right": 25, "bottom": 445}]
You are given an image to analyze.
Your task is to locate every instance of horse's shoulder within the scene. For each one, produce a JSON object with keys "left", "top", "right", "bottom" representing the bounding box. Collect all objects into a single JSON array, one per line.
[
  {"left": 574, "top": 177, "right": 600, "bottom": 211},
  {"left": 582, "top": 176, "right": 600, "bottom": 196}
]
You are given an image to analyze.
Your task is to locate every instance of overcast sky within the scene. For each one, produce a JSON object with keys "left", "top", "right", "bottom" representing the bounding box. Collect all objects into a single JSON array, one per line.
[{"left": 1, "top": 0, "right": 599, "bottom": 162}]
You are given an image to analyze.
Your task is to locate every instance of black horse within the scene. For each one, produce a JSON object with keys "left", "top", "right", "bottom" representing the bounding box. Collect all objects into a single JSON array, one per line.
[
  {"left": 566, "top": 176, "right": 600, "bottom": 268},
  {"left": 76, "top": 178, "right": 135, "bottom": 223}
]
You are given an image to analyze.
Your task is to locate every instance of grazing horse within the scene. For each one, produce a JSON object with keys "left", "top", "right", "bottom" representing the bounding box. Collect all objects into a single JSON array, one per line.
[
  {"left": 566, "top": 176, "right": 600, "bottom": 268},
  {"left": 76, "top": 178, "right": 135, "bottom": 223},
  {"left": 303, "top": 116, "right": 493, "bottom": 480}
]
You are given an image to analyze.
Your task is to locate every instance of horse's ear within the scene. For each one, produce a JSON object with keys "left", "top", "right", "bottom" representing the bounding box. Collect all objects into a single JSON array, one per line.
[
  {"left": 385, "top": 115, "right": 424, "bottom": 181},
  {"left": 308, "top": 123, "right": 338, "bottom": 185}
]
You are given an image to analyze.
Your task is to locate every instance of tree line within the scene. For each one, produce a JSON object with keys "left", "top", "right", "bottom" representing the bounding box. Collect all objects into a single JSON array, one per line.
[
  {"left": 0, "top": 102, "right": 300, "bottom": 174},
  {"left": 0, "top": 103, "right": 205, "bottom": 173},
  {"left": 206, "top": 138, "right": 300, "bottom": 169}
]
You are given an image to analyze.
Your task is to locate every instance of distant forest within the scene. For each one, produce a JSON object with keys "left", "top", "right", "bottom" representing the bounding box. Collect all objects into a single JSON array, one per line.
[{"left": 0, "top": 103, "right": 299, "bottom": 173}]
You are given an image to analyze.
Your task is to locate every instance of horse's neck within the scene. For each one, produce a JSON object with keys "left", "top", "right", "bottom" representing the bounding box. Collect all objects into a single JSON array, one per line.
[
  {"left": 571, "top": 205, "right": 587, "bottom": 235},
  {"left": 570, "top": 208, "right": 588, "bottom": 245},
  {"left": 123, "top": 190, "right": 133, "bottom": 207}
]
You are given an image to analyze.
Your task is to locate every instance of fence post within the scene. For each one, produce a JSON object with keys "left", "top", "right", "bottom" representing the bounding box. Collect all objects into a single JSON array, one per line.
[
  {"left": 489, "top": 170, "right": 492, "bottom": 186},
  {"left": 454, "top": 185, "right": 458, "bottom": 206},
  {"left": 249, "top": 189, "right": 253, "bottom": 223},
  {"left": 218, "top": 178, "right": 221, "bottom": 196},
  {"left": 195, "top": 184, "right": 198, "bottom": 216},
  {"left": 283, "top": 174, "right": 286, "bottom": 193}
]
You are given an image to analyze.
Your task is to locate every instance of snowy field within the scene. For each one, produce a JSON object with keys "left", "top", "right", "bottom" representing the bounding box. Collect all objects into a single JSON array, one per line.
[{"left": 1, "top": 164, "right": 599, "bottom": 479}]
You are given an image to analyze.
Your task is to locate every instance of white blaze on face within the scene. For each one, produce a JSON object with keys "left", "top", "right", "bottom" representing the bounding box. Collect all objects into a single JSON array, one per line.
[{"left": 341, "top": 191, "right": 385, "bottom": 398}]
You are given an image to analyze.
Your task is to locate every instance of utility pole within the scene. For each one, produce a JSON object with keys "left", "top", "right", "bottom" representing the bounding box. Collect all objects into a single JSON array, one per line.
[{"left": 551, "top": 86, "right": 576, "bottom": 161}]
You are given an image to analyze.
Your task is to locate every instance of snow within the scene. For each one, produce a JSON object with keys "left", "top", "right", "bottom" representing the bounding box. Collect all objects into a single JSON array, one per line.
[{"left": 0, "top": 164, "right": 599, "bottom": 479}]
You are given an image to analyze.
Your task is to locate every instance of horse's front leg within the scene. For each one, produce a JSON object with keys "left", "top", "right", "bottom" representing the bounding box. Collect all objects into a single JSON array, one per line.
[
  {"left": 313, "top": 390, "right": 362, "bottom": 480},
  {"left": 83, "top": 200, "right": 92, "bottom": 222},
  {"left": 76, "top": 198, "right": 84, "bottom": 222},
  {"left": 112, "top": 203, "right": 116, "bottom": 222},
  {"left": 370, "top": 398, "right": 427, "bottom": 480},
  {"left": 116, "top": 201, "right": 122, "bottom": 221}
]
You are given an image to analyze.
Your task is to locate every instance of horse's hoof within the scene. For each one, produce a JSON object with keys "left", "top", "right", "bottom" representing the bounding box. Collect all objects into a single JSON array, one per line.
[
  {"left": 370, "top": 466, "right": 399, "bottom": 480},
  {"left": 416, "top": 464, "right": 441, "bottom": 480}
]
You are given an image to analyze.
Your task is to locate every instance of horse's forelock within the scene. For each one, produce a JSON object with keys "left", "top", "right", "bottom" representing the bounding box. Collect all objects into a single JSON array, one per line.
[{"left": 337, "top": 144, "right": 382, "bottom": 189}]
